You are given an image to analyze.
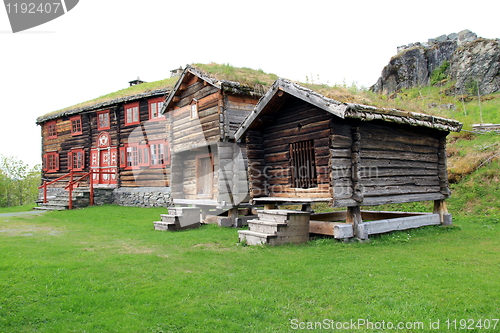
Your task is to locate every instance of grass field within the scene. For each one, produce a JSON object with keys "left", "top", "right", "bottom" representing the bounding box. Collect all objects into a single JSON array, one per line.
[{"left": 1, "top": 205, "right": 499, "bottom": 332}]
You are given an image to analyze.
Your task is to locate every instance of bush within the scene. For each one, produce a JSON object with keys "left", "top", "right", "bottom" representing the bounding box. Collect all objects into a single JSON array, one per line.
[{"left": 430, "top": 61, "right": 450, "bottom": 86}]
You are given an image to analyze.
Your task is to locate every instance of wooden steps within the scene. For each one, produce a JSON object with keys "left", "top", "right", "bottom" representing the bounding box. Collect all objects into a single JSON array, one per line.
[
  {"left": 153, "top": 207, "right": 201, "bottom": 231},
  {"left": 238, "top": 210, "right": 310, "bottom": 246}
]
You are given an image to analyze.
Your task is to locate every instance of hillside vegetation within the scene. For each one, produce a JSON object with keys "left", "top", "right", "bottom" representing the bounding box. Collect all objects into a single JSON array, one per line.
[{"left": 357, "top": 82, "right": 500, "bottom": 216}]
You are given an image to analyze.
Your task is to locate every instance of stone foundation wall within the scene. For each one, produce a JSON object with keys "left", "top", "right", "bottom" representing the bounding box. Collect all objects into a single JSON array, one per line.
[
  {"left": 39, "top": 186, "right": 172, "bottom": 208},
  {"left": 112, "top": 187, "right": 171, "bottom": 207}
]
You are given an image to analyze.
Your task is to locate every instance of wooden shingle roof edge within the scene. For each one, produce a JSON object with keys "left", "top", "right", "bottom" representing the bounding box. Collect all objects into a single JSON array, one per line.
[
  {"left": 36, "top": 86, "right": 171, "bottom": 125},
  {"left": 234, "top": 79, "right": 463, "bottom": 140},
  {"left": 161, "top": 65, "right": 269, "bottom": 114}
]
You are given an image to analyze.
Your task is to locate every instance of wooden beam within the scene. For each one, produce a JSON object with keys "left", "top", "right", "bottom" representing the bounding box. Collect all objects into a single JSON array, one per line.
[
  {"left": 360, "top": 210, "right": 430, "bottom": 221},
  {"left": 357, "top": 214, "right": 441, "bottom": 238},
  {"left": 310, "top": 211, "right": 347, "bottom": 221}
]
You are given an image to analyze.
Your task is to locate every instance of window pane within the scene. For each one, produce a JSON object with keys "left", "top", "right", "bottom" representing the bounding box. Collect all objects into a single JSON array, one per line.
[
  {"left": 151, "top": 103, "right": 157, "bottom": 118},
  {"left": 126, "top": 108, "right": 132, "bottom": 124},
  {"left": 290, "top": 140, "right": 317, "bottom": 188},
  {"left": 158, "top": 144, "right": 164, "bottom": 164},
  {"left": 150, "top": 145, "right": 157, "bottom": 165},
  {"left": 133, "top": 107, "right": 139, "bottom": 122}
]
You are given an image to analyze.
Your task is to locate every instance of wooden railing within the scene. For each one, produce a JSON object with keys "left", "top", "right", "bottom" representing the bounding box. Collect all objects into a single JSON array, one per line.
[{"left": 38, "top": 170, "right": 116, "bottom": 210}]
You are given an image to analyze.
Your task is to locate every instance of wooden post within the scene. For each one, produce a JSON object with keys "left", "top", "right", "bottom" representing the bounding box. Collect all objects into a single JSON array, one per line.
[
  {"left": 89, "top": 170, "right": 94, "bottom": 206},
  {"left": 201, "top": 207, "right": 209, "bottom": 223},
  {"left": 264, "top": 203, "right": 277, "bottom": 210},
  {"left": 301, "top": 203, "right": 313, "bottom": 212},
  {"left": 68, "top": 182, "right": 73, "bottom": 210},
  {"left": 43, "top": 181, "right": 47, "bottom": 203},
  {"left": 228, "top": 207, "right": 239, "bottom": 227},
  {"left": 433, "top": 200, "right": 448, "bottom": 224},
  {"left": 346, "top": 206, "right": 363, "bottom": 237}
]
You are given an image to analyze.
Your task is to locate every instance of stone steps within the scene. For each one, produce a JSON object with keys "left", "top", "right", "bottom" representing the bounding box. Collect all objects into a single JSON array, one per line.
[
  {"left": 35, "top": 187, "right": 91, "bottom": 211},
  {"left": 154, "top": 207, "right": 201, "bottom": 231},
  {"left": 238, "top": 209, "right": 311, "bottom": 246},
  {"left": 237, "top": 230, "right": 278, "bottom": 246}
]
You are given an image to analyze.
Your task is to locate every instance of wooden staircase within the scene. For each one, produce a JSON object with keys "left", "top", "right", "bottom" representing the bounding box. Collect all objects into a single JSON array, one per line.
[
  {"left": 238, "top": 210, "right": 310, "bottom": 245},
  {"left": 34, "top": 187, "right": 91, "bottom": 211},
  {"left": 154, "top": 207, "right": 201, "bottom": 231}
]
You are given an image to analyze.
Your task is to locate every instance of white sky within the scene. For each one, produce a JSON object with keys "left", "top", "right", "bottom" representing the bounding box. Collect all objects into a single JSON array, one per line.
[{"left": 0, "top": 0, "right": 498, "bottom": 167}]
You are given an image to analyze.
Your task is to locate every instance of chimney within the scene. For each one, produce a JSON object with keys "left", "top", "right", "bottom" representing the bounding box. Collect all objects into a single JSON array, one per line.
[
  {"left": 170, "top": 67, "right": 183, "bottom": 78},
  {"left": 129, "top": 77, "right": 146, "bottom": 86}
]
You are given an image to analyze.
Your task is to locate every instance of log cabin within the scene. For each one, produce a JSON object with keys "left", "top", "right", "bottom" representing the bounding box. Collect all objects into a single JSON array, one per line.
[
  {"left": 160, "top": 64, "right": 277, "bottom": 223},
  {"left": 235, "top": 79, "right": 463, "bottom": 243},
  {"left": 35, "top": 63, "right": 278, "bottom": 213},
  {"left": 36, "top": 76, "right": 178, "bottom": 208}
]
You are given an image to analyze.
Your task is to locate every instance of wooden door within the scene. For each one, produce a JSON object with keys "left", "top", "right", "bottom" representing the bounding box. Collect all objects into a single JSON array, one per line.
[
  {"left": 91, "top": 132, "right": 117, "bottom": 185},
  {"left": 196, "top": 154, "right": 213, "bottom": 198}
]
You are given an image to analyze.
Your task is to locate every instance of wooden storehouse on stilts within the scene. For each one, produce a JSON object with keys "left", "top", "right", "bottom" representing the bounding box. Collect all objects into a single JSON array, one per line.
[{"left": 235, "top": 79, "right": 462, "bottom": 245}]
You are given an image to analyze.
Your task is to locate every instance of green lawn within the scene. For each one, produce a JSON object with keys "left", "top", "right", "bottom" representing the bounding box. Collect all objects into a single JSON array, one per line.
[
  {"left": 0, "top": 205, "right": 499, "bottom": 332},
  {"left": 0, "top": 204, "right": 36, "bottom": 213}
]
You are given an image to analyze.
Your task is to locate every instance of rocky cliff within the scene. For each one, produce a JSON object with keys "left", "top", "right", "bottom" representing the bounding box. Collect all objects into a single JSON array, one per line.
[{"left": 371, "top": 30, "right": 500, "bottom": 96}]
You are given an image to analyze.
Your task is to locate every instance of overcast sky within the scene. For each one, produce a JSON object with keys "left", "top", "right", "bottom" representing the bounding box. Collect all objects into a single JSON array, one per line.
[{"left": 1, "top": 0, "right": 498, "bottom": 167}]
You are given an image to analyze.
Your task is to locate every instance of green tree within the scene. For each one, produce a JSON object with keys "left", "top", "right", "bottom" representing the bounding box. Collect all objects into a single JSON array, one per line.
[{"left": 0, "top": 155, "right": 41, "bottom": 207}]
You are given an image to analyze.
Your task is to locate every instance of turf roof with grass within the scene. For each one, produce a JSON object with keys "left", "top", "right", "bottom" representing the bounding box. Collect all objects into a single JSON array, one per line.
[
  {"left": 36, "top": 77, "right": 179, "bottom": 124},
  {"left": 36, "top": 62, "right": 461, "bottom": 126},
  {"left": 36, "top": 63, "right": 283, "bottom": 124}
]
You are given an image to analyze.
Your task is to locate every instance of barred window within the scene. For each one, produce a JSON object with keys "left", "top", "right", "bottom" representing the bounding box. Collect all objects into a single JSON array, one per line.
[{"left": 290, "top": 140, "right": 317, "bottom": 188}]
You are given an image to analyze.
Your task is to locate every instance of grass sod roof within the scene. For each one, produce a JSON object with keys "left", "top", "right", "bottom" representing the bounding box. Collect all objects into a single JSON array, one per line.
[
  {"left": 37, "top": 63, "right": 280, "bottom": 124},
  {"left": 36, "top": 62, "right": 463, "bottom": 132},
  {"left": 235, "top": 79, "right": 462, "bottom": 140},
  {"left": 36, "top": 77, "right": 179, "bottom": 124},
  {"left": 191, "top": 63, "right": 279, "bottom": 93}
]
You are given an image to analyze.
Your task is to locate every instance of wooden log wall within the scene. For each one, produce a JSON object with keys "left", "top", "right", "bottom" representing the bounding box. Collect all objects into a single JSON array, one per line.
[
  {"left": 171, "top": 79, "right": 221, "bottom": 152},
  {"left": 42, "top": 115, "right": 91, "bottom": 186},
  {"left": 223, "top": 94, "right": 259, "bottom": 139},
  {"left": 329, "top": 121, "right": 354, "bottom": 203},
  {"left": 173, "top": 148, "right": 217, "bottom": 201},
  {"left": 334, "top": 121, "right": 446, "bottom": 207},
  {"left": 247, "top": 102, "right": 333, "bottom": 199},
  {"left": 41, "top": 94, "right": 171, "bottom": 188},
  {"left": 246, "top": 130, "right": 266, "bottom": 198},
  {"left": 118, "top": 100, "right": 170, "bottom": 188}
]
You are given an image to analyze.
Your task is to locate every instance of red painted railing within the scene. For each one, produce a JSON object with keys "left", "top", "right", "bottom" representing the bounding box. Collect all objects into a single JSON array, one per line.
[{"left": 38, "top": 170, "right": 116, "bottom": 210}]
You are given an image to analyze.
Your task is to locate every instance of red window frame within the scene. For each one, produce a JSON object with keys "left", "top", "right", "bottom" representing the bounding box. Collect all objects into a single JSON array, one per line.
[
  {"left": 124, "top": 102, "right": 140, "bottom": 126},
  {"left": 70, "top": 115, "right": 83, "bottom": 136},
  {"left": 97, "top": 110, "right": 110, "bottom": 131},
  {"left": 43, "top": 152, "right": 60, "bottom": 173},
  {"left": 46, "top": 121, "right": 57, "bottom": 139},
  {"left": 123, "top": 143, "right": 139, "bottom": 169},
  {"left": 68, "top": 148, "right": 85, "bottom": 171},
  {"left": 149, "top": 140, "right": 170, "bottom": 167},
  {"left": 138, "top": 144, "right": 150, "bottom": 167},
  {"left": 119, "top": 147, "right": 126, "bottom": 168},
  {"left": 148, "top": 97, "right": 165, "bottom": 121}
]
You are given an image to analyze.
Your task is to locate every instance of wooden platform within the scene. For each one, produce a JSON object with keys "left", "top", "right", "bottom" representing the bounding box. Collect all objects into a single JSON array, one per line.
[{"left": 309, "top": 210, "right": 447, "bottom": 239}]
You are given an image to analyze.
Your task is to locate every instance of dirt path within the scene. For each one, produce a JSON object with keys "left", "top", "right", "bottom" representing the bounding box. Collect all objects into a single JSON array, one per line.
[{"left": 0, "top": 211, "right": 47, "bottom": 217}]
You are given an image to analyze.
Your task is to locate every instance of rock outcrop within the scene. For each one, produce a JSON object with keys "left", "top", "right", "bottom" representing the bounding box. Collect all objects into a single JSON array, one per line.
[{"left": 371, "top": 30, "right": 500, "bottom": 96}]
